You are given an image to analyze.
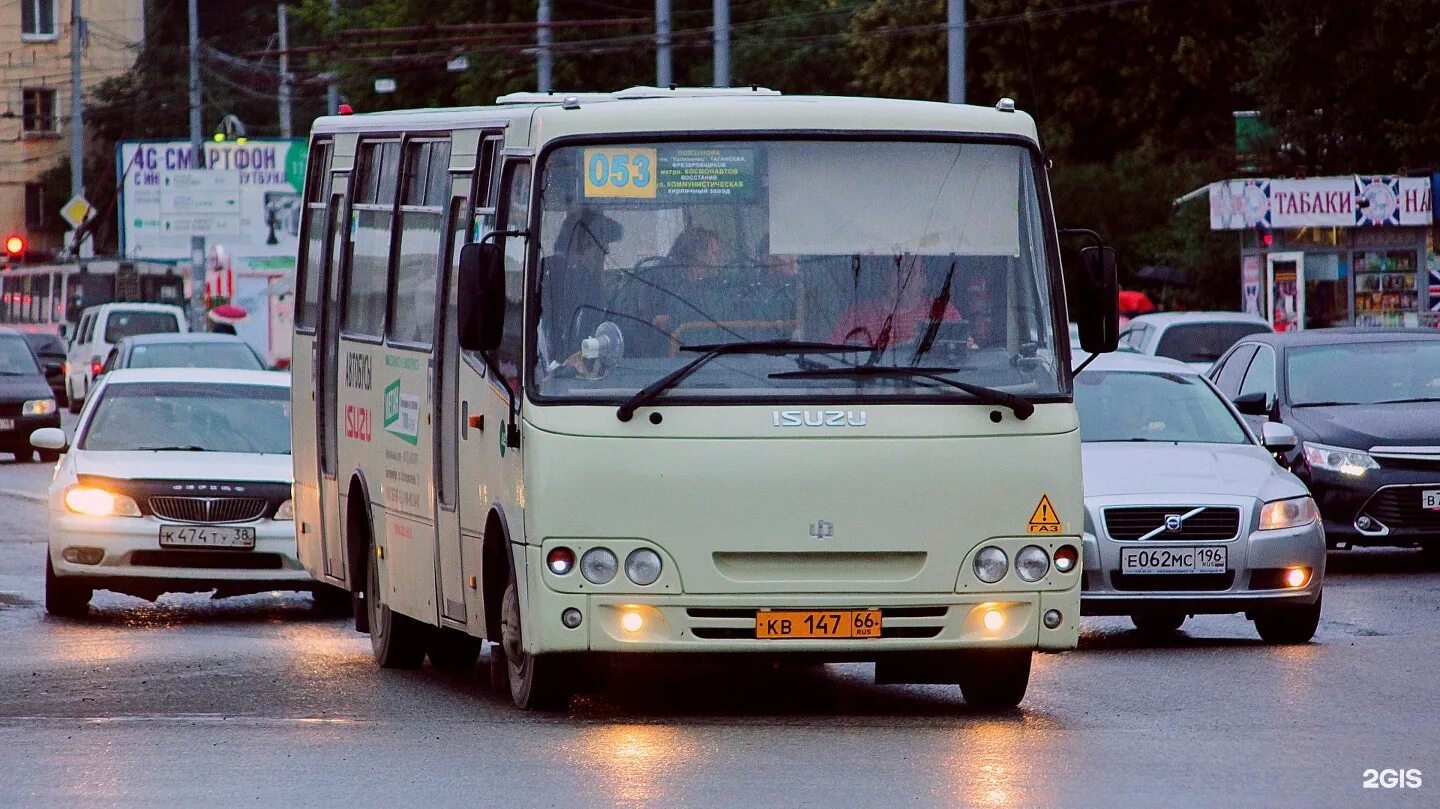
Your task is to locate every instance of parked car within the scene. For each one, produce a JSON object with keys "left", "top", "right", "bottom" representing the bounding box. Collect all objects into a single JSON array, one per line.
[
  {"left": 99, "top": 333, "right": 266, "bottom": 376},
  {"left": 1076, "top": 353, "right": 1325, "bottom": 643},
  {"left": 33, "top": 368, "right": 329, "bottom": 617},
  {"left": 0, "top": 328, "right": 62, "bottom": 463},
  {"left": 64, "top": 303, "right": 189, "bottom": 414},
  {"left": 1119, "top": 311, "right": 1272, "bottom": 373},
  {"left": 22, "top": 332, "right": 68, "bottom": 406},
  {"left": 1208, "top": 329, "right": 1440, "bottom": 559}
]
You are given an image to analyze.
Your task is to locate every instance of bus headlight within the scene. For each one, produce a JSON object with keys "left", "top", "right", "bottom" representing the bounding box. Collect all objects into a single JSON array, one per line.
[
  {"left": 1015, "top": 545, "right": 1050, "bottom": 582},
  {"left": 973, "top": 546, "right": 1008, "bottom": 583},
  {"left": 64, "top": 486, "right": 141, "bottom": 518},
  {"left": 22, "top": 399, "right": 56, "bottom": 416},
  {"left": 1258, "top": 496, "right": 1319, "bottom": 531},
  {"left": 580, "top": 548, "right": 618, "bottom": 584},
  {"left": 624, "top": 548, "right": 663, "bottom": 586}
]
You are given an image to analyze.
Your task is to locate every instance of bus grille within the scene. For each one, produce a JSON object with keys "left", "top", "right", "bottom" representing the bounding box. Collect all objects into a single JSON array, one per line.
[{"left": 149, "top": 496, "right": 268, "bottom": 524}]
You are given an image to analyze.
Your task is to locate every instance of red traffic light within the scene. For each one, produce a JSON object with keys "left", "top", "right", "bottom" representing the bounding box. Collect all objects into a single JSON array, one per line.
[{"left": 4, "top": 235, "right": 24, "bottom": 256}]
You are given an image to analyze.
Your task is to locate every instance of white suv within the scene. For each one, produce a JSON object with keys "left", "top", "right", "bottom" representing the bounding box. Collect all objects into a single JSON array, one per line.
[{"left": 65, "top": 303, "right": 188, "bottom": 413}]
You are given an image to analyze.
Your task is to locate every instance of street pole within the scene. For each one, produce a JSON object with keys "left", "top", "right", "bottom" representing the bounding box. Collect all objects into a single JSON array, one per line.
[
  {"left": 947, "top": 0, "right": 965, "bottom": 104},
  {"left": 278, "top": 4, "right": 292, "bottom": 137},
  {"left": 713, "top": 0, "right": 729, "bottom": 87},
  {"left": 656, "top": 0, "right": 671, "bottom": 88},
  {"left": 326, "top": 0, "right": 339, "bottom": 114},
  {"left": 536, "top": 0, "right": 552, "bottom": 93},
  {"left": 69, "top": 0, "right": 90, "bottom": 258},
  {"left": 187, "top": 0, "right": 207, "bottom": 330}
]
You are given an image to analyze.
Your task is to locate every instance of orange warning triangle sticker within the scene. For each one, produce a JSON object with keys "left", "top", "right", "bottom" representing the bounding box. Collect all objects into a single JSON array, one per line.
[{"left": 1028, "top": 494, "right": 1061, "bottom": 534}]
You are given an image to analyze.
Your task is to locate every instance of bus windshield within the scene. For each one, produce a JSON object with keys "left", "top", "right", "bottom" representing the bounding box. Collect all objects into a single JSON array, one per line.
[{"left": 532, "top": 139, "right": 1063, "bottom": 402}]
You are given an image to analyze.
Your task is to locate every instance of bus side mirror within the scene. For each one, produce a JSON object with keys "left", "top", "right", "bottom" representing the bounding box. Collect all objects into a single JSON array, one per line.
[
  {"left": 457, "top": 242, "right": 505, "bottom": 353},
  {"left": 1076, "top": 246, "right": 1119, "bottom": 354}
]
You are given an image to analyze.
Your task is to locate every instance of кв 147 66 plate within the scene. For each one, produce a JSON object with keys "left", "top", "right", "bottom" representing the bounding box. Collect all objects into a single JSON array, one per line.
[{"left": 755, "top": 609, "right": 881, "bottom": 639}]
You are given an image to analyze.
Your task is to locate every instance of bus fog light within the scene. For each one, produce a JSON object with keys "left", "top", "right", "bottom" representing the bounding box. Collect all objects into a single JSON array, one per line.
[
  {"left": 61, "top": 547, "right": 103, "bottom": 565},
  {"left": 1015, "top": 545, "right": 1050, "bottom": 582},
  {"left": 1043, "top": 609, "right": 1063, "bottom": 629},
  {"left": 546, "top": 547, "right": 575, "bottom": 575},
  {"left": 621, "top": 610, "right": 644, "bottom": 633},
  {"left": 561, "top": 608, "right": 583, "bottom": 628},
  {"left": 1284, "top": 567, "right": 1309, "bottom": 588},
  {"left": 580, "top": 548, "right": 618, "bottom": 584},
  {"left": 973, "top": 547, "right": 1008, "bottom": 583},
  {"left": 1053, "top": 545, "right": 1078, "bottom": 573},
  {"left": 982, "top": 609, "right": 1005, "bottom": 631},
  {"left": 624, "top": 549, "right": 663, "bottom": 585}
]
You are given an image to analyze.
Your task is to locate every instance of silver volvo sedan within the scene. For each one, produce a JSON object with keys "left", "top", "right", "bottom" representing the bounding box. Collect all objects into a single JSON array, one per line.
[{"left": 1076, "top": 354, "right": 1325, "bottom": 643}]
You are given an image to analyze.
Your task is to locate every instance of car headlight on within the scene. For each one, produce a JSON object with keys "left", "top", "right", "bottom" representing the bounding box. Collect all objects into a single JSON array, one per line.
[
  {"left": 1258, "top": 496, "right": 1319, "bottom": 531},
  {"left": 63, "top": 485, "right": 142, "bottom": 518},
  {"left": 973, "top": 546, "right": 1009, "bottom": 583},
  {"left": 22, "top": 399, "right": 56, "bottom": 416},
  {"left": 1302, "top": 442, "right": 1378, "bottom": 476},
  {"left": 274, "top": 499, "right": 295, "bottom": 520}
]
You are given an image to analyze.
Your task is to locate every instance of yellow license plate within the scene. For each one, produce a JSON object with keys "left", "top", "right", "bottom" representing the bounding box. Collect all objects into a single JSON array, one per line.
[{"left": 755, "top": 610, "right": 882, "bottom": 639}]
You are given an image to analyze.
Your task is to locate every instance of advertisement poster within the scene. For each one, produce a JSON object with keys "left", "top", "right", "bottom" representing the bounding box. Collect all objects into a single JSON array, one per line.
[
  {"left": 1271, "top": 265, "right": 1299, "bottom": 332},
  {"left": 1242, "top": 254, "right": 1262, "bottom": 316}
]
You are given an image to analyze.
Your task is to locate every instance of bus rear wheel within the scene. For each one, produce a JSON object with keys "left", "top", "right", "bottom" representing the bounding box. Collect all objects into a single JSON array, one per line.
[
  {"left": 500, "top": 577, "right": 573, "bottom": 711},
  {"left": 365, "top": 532, "right": 429, "bottom": 668},
  {"left": 957, "top": 649, "right": 1031, "bottom": 710}
]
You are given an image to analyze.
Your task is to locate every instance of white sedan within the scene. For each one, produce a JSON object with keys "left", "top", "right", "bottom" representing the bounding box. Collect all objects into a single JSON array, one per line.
[{"left": 34, "top": 368, "right": 323, "bottom": 616}]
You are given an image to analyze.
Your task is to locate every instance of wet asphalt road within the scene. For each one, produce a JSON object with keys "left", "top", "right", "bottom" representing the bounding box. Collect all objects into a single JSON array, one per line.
[{"left": 0, "top": 450, "right": 1437, "bottom": 808}]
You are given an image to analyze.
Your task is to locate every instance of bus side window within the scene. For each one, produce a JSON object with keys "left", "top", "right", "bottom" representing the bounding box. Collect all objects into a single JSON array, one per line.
[
  {"left": 343, "top": 139, "right": 400, "bottom": 338},
  {"left": 295, "top": 140, "right": 333, "bottom": 332}
]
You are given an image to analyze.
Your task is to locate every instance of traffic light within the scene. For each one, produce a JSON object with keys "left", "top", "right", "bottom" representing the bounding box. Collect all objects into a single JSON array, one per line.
[{"left": 4, "top": 234, "right": 24, "bottom": 267}]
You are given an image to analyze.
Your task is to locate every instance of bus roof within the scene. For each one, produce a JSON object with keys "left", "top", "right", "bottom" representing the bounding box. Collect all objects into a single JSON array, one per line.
[{"left": 308, "top": 89, "right": 1040, "bottom": 145}]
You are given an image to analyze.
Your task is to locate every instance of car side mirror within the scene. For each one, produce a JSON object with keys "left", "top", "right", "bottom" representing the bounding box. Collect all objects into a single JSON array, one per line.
[
  {"left": 1260, "top": 422, "right": 1298, "bottom": 453},
  {"left": 58, "top": 323, "right": 72, "bottom": 341},
  {"left": 457, "top": 241, "right": 506, "bottom": 353},
  {"left": 1233, "top": 391, "right": 1269, "bottom": 416},
  {"left": 30, "top": 427, "right": 68, "bottom": 452},
  {"left": 1076, "top": 246, "right": 1119, "bottom": 355}
]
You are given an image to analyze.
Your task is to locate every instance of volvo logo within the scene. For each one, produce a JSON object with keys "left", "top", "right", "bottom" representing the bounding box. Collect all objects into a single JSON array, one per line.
[
  {"left": 809, "top": 520, "right": 835, "bottom": 541},
  {"left": 773, "top": 410, "right": 867, "bottom": 427},
  {"left": 1163, "top": 514, "right": 1184, "bottom": 532}
]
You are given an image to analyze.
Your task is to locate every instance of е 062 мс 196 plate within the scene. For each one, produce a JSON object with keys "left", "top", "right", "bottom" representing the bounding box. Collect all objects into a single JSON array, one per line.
[
  {"left": 1120, "top": 545, "right": 1227, "bottom": 575},
  {"left": 158, "top": 525, "right": 257, "bottom": 550}
]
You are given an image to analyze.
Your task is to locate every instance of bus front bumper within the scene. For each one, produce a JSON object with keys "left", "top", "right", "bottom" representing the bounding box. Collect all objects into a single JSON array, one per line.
[{"left": 525, "top": 589, "right": 1079, "bottom": 655}]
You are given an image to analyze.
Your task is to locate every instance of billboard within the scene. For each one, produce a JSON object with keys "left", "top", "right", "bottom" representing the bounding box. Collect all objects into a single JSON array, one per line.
[
  {"left": 1209, "top": 175, "right": 1432, "bottom": 230},
  {"left": 117, "top": 139, "right": 307, "bottom": 271}
]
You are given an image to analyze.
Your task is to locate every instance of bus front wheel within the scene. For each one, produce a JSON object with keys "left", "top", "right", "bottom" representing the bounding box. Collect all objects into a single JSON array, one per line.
[
  {"left": 957, "top": 649, "right": 1032, "bottom": 710},
  {"left": 500, "top": 577, "right": 573, "bottom": 711},
  {"left": 365, "top": 532, "right": 429, "bottom": 668}
]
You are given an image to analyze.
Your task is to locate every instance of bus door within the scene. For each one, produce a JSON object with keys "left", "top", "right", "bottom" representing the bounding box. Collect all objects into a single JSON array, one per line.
[{"left": 317, "top": 179, "right": 350, "bottom": 580}]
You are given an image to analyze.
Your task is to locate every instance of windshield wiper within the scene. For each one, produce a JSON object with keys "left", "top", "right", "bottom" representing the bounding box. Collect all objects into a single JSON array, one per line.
[
  {"left": 769, "top": 365, "right": 1036, "bottom": 420},
  {"left": 138, "top": 445, "right": 209, "bottom": 452},
  {"left": 1292, "top": 401, "right": 1362, "bottom": 408},
  {"left": 1370, "top": 397, "right": 1440, "bottom": 405},
  {"left": 616, "top": 340, "right": 876, "bottom": 422}
]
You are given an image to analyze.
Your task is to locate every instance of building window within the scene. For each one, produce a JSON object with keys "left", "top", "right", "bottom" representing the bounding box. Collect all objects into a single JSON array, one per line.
[
  {"left": 22, "top": 88, "right": 57, "bottom": 133},
  {"left": 24, "top": 183, "right": 47, "bottom": 229},
  {"left": 21, "top": 0, "right": 58, "bottom": 40}
]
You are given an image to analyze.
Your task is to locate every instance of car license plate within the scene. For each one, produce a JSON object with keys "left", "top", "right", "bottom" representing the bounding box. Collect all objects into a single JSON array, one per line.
[
  {"left": 159, "top": 525, "right": 256, "bottom": 549},
  {"left": 1121, "top": 545, "right": 1227, "bottom": 574},
  {"left": 1424, "top": 489, "right": 1440, "bottom": 512},
  {"left": 0, "top": 418, "right": 13, "bottom": 431},
  {"left": 755, "top": 609, "right": 881, "bottom": 639}
]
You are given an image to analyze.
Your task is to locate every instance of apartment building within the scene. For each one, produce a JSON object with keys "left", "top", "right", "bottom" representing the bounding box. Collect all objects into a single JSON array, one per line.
[{"left": 2, "top": 0, "right": 143, "bottom": 257}]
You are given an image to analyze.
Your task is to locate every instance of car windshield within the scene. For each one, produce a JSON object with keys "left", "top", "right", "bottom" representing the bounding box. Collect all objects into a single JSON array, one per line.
[
  {"left": 1152, "top": 322, "right": 1269, "bottom": 364},
  {"left": 128, "top": 342, "right": 264, "bottom": 370},
  {"left": 0, "top": 335, "right": 40, "bottom": 374},
  {"left": 25, "top": 334, "right": 65, "bottom": 355},
  {"left": 1287, "top": 341, "right": 1440, "bottom": 405},
  {"left": 1076, "top": 370, "right": 1250, "bottom": 444},
  {"left": 80, "top": 382, "right": 290, "bottom": 454},
  {"left": 103, "top": 311, "right": 180, "bottom": 343},
  {"left": 532, "top": 139, "right": 1061, "bottom": 402}
]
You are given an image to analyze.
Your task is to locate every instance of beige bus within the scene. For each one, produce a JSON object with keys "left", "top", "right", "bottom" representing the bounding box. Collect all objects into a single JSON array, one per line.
[{"left": 291, "top": 87, "right": 1118, "bottom": 710}]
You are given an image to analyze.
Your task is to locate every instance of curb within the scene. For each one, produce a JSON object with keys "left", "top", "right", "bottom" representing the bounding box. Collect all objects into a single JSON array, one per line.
[{"left": 0, "top": 488, "right": 46, "bottom": 504}]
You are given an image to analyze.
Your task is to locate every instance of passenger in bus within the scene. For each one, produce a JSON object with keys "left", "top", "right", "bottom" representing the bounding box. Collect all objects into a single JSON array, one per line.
[
  {"left": 829, "top": 256, "right": 961, "bottom": 349},
  {"left": 540, "top": 207, "right": 623, "bottom": 363},
  {"left": 958, "top": 270, "right": 1005, "bottom": 350}
]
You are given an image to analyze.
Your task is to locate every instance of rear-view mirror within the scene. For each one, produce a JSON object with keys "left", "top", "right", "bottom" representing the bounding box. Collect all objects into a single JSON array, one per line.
[
  {"left": 30, "top": 427, "right": 68, "bottom": 452},
  {"left": 1233, "top": 392, "right": 1269, "bottom": 416},
  {"left": 1076, "top": 246, "right": 1119, "bottom": 355},
  {"left": 457, "top": 242, "right": 505, "bottom": 353}
]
